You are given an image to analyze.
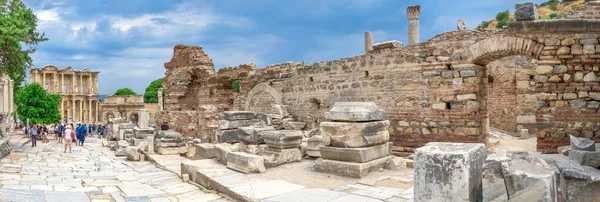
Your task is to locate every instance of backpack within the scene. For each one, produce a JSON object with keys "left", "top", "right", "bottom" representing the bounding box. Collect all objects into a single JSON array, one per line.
[{"left": 71, "top": 131, "right": 75, "bottom": 139}]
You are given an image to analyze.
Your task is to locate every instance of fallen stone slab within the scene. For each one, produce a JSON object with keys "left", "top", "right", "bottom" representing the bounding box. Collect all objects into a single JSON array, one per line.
[
  {"left": 482, "top": 160, "right": 508, "bottom": 202},
  {"left": 194, "top": 143, "right": 216, "bottom": 159},
  {"left": 214, "top": 143, "right": 242, "bottom": 164},
  {"left": 384, "top": 156, "right": 407, "bottom": 171},
  {"left": 219, "top": 119, "right": 261, "bottom": 130},
  {"left": 155, "top": 130, "right": 183, "bottom": 139},
  {"left": 155, "top": 142, "right": 186, "bottom": 147},
  {"left": 570, "top": 135, "right": 596, "bottom": 151},
  {"left": 155, "top": 137, "right": 185, "bottom": 143},
  {"left": 156, "top": 146, "right": 188, "bottom": 155},
  {"left": 226, "top": 152, "right": 266, "bottom": 173},
  {"left": 261, "top": 148, "right": 302, "bottom": 168},
  {"left": 223, "top": 111, "right": 256, "bottom": 121},
  {"left": 217, "top": 129, "right": 241, "bottom": 143},
  {"left": 314, "top": 156, "right": 393, "bottom": 178},
  {"left": 372, "top": 40, "right": 403, "bottom": 50},
  {"left": 124, "top": 146, "right": 140, "bottom": 161},
  {"left": 282, "top": 121, "right": 307, "bottom": 130},
  {"left": 133, "top": 128, "right": 154, "bottom": 139},
  {"left": 262, "top": 130, "right": 303, "bottom": 149},
  {"left": 237, "top": 126, "right": 276, "bottom": 144},
  {"left": 324, "top": 102, "right": 387, "bottom": 122},
  {"left": 319, "top": 143, "right": 389, "bottom": 163},
  {"left": 568, "top": 150, "right": 600, "bottom": 168},
  {"left": 254, "top": 113, "right": 272, "bottom": 125},
  {"left": 320, "top": 120, "right": 390, "bottom": 148},
  {"left": 504, "top": 158, "right": 557, "bottom": 202},
  {"left": 556, "top": 159, "right": 600, "bottom": 202},
  {"left": 414, "top": 142, "right": 487, "bottom": 202}
]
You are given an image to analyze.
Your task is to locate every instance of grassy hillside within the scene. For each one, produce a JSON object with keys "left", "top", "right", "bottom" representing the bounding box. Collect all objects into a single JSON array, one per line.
[{"left": 477, "top": 0, "right": 586, "bottom": 29}]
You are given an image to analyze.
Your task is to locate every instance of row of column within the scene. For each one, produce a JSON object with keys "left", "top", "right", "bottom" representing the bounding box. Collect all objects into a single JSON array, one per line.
[
  {"left": 32, "top": 71, "right": 98, "bottom": 94},
  {"left": 59, "top": 99, "right": 100, "bottom": 123}
]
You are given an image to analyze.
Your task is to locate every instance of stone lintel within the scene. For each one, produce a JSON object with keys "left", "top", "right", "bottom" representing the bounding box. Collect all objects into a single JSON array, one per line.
[{"left": 314, "top": 156, "right": 393, "bottom": 178}]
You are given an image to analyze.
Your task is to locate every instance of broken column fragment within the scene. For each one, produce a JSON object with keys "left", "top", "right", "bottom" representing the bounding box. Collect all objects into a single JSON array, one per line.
[
  {"left": 570, "top": 135, "right": 596, "bottom": 151},
  {"left": 414, "top": 142, "right": 486, "bottom": 202},
  {"left": 259, "top": 130, "right": 303, "bottom": 168},
  {"left": 556, "top": 159, "right": 600, "bottom": 201}
]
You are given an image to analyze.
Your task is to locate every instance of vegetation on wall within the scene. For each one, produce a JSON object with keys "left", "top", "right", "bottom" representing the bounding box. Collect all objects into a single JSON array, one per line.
[{"left": 233, "top": 80, "right": 241, "bottom": 92}]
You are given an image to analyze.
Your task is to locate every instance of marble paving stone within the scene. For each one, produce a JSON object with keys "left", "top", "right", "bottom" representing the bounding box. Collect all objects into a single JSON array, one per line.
[
  {"left": 261, "top": 188, "right": 347, "bottom": 202},
  {"left": 229, "top": 180, "right": 305, "bottom": 201},
  {"left": 45, "top": 191, "right": 90, "bottom": 202},
  {"left": 328, "top": 194, "right": 382, "bottom": 202}
]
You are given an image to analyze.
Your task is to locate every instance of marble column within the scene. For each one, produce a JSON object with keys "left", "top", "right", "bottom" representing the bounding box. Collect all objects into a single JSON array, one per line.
[
  {"left": 158, "top": 88, "right": 164, "bottom": 111},
  {"left": 42, "top": 72, "right": 46, "bottom": 90},
  {"left": 72, "top": 99, "right": 76, "bottom": 122},
  {"left": 79, "top": 100, "right": 83, "bottom": 122},
  {"left": 88, "top": 99, "right": 92, "bottom": 122},
  {"left": 364, "top": 31, "right": 373, "bottom": 52},
  {"left": 407, "top": 5, "right": 421, "bottom": 46},
  {"left": 72, "top": 74, "right": 76, "bottom": 93}
]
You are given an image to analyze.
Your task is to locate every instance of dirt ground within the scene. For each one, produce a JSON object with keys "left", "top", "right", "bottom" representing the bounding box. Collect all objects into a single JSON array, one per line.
[{"left": 487, "top": 128, "right": 537, "bottom": 153}]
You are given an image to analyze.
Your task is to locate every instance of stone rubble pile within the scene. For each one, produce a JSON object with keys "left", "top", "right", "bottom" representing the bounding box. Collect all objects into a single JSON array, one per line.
[
  {"left": 314, "top": 102, "right": 394, "bottom": 178},
  {"left": 555, "top": 135, "right": 600, "bottom": 201},
  {"left": 154, "top": 130, "right": 188, "bottom": 155},
  {"left": 259, "top": 130, "right": 303, "bottom": 168},
  {"left": 130, "top": 110, "right": 155, "bottom": 151}
]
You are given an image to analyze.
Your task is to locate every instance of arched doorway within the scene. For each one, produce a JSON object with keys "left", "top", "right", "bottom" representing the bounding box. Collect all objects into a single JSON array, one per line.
[
  {"left": 129, "top": 112, "right": 139, "bottom": 126},
  {"left": 245, "top": 83, "right": 283, "bottom": 114}
]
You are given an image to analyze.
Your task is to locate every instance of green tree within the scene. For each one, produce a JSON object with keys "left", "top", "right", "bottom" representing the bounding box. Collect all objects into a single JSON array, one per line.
[
  {"left": 495, "top": 10, "right": 510, "bottom": 21},
  {"left": 477, "top": 21, "right": 491, "bottom": 29},
  {"left": 15, "top": 83, "right": 61, "bottom": 124},
  {"left": 114, "top": 88, "right": 137, "bottom": 96},
  {"left": 0, "top": 0, "right": 48, "bottom": 92},
  {"left": 143, "top": 78, "right": 163, "bottom": 103}
]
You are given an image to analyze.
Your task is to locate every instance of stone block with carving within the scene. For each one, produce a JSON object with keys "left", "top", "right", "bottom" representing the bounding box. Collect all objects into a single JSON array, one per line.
[
  {"left": 414, "top": 142, "right": 486, "bottom": 202},
  {"left": 125, "top": 146, "right": 140, "bottom": 161},
  {"left": 282, "top": 121, "right": 306, "bottom": 130},
  {"left": 218, "top": 119, "right": 261, "bottom": 130},
  {"left": 223, "top": 111, "right": 256, "bottom": 121},
  {"left": 261, "top": 148, "right": 302, "bottom": 168},
  {"left": 319, "top": 120, "right": 390, "bottom": 148},
  {"left": 194, "top": 143, "right": 216, "bottom": 159},
  {"left": 262, "top": 130, "right": 303, "bottom": 149},
  {"left": 314, "top": 156, "right": 393, "bottom": 178},
  {"left": 306, "top": 135, "right": 329, "bottom": 158},
  {"left": 133, "top": 127, "right": 154, "bottom": 139},
  {"left": 226, "top": 152, "right": 266, "bottom": 173},
  {"left": 237, "top": 126, "right": 276, "bottom": 144},
  {"left": 324, "top": 102, "right": 387, "bottom": 122}
]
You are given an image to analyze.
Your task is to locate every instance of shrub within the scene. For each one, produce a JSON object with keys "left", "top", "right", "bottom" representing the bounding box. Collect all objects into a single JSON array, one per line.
[
  {"left": 540, "top": 0, "right": 559, "bottom": 7},
  {"left": 477, "top": 21, "right": 491, "bottom": 29},
  {"left": 496, "top": 19, "right": 514, "bottom": 28},
  {"left": 232, "top": 80, "right": 241, "bottom": 92},
  {"left": 549, "top": 4, "right": 558, "bottom": 11},
  {"left": 549, "top": 13, "right": 558, "bottom": 19},
  {"left": 495, "top": 10, "right": 511, "bottom": 21}
]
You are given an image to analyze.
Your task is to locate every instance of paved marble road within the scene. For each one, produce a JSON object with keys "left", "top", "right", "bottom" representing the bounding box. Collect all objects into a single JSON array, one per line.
[{"left": 0, "top": 136, "right": 229, "bottom": 202}]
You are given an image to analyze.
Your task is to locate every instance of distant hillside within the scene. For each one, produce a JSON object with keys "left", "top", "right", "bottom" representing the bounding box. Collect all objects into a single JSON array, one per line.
[{"left": 477, "top": 0, "right": 587, "bottom": 29}]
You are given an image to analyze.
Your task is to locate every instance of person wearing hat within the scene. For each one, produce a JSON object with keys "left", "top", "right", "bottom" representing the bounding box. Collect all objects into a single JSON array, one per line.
[
  {"left": 63, "top": 125, "right": 73, "bottom": 153},
  {"left": 160, "top": 121, "right": 169, "bottom": 131}
]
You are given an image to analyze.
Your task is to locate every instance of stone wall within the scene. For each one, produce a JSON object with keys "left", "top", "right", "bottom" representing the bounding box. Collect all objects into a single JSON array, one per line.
[
  {"left": 160, "top": 20, "right": 600, "bottom": 153},
  {"left": 486, "top": 57, "right": 527, "bottom": 132},
  {"left": 566, "top": 1, "right": 600, "bottom": 20}
]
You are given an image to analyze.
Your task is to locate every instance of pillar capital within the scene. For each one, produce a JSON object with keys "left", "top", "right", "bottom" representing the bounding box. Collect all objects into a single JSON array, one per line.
[{"left": 407, "top": 5, "right": 421, "bottom": 20}]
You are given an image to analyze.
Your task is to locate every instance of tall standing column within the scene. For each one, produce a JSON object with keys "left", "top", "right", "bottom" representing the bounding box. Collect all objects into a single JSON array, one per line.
[
  {"left": 88, "top": 99, "right": 92, "bottom": 122},
  {"left": 72, "top": 99, "right": 76, "bottom": 122},
  {"left": 79, "top": 100, "right": 83, "bottom": 122},
  {"left": 42, "top": 72, "right": 46, "bottom": 90},
  {"left": 364, "top": 31, "right": 373, "bottom": 52},
  {"left": 407, "top": 5, "right": 421, "bottom": 46},
  {"left": 72, "top": 74, "right": 76, "bottom": 93},
  {"left": 158, "top": 88, "right": 164, "bottom": 111},
  {"left": 61, "top": 74, "right": 64, "bottom": 94}
]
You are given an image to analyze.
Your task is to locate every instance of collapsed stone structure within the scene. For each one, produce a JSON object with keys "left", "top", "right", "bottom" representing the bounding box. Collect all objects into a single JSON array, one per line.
[{"left": 156, "top": 2, "right": 600, "bottom": 156}]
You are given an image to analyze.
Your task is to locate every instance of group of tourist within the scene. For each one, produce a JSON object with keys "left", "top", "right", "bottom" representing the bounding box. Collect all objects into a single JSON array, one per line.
[{"left": 22, "top": 122, "right": 110, "bottom": 153}]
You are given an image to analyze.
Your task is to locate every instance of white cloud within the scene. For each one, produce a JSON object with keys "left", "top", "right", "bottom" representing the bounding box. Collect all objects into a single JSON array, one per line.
[{"left": 36, "top": 8, "right": 61, "bottom": 22}]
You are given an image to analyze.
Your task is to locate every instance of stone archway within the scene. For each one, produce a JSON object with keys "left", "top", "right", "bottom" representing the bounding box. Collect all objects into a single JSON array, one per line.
[
  {"left": 245, "top": 83, "right": 283, "bottom": 114},
  {"left": 129, "top": 112, "right": 140, "bottom": 126},
  {"left": 103, "top": 111, "right": 117, "bottom": 123},
  {"left": 468, "top": 36, "right": 543, "bottom": 66},
  {"left": 463, "top": 36, "right": 544, "bottom": 138}
]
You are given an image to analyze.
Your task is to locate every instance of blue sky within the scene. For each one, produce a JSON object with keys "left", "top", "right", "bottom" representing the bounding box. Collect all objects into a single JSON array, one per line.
[{"left": 25, "top": 0, "right": 545, "bottom": 95}]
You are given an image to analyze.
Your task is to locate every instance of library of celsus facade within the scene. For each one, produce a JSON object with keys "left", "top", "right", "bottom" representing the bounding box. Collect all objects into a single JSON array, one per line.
[{"left": 29, "top": 65, "right": 100, "bottom": 123}]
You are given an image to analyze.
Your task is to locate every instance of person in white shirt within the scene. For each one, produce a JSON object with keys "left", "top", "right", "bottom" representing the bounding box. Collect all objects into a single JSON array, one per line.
[{"left": 63, "top": 125, "right": 74, "bottom": 153}]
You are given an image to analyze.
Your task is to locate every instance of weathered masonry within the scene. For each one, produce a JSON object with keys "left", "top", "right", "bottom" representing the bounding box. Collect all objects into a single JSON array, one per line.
[
  {"left": 29, "top": 65, "right": 101, "bottom": 123},
  {"left": 158, "top": 3, "right": 600, "bottom": 153}
]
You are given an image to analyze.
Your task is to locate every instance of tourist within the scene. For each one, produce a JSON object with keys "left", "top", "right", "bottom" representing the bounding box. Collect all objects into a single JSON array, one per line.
[
  {"left": 77, "top": 122, "right": 86, "bottom": 146},
  {"left": 40, "top": 125, "right": 48, "bottom": 143},
  {"left": 30, "top": 124, "right": 37, "bottom": 147},
  {"left": 22, "top": 126, "right": 28, "bottom": 138},
  {"left": 160, "top": 121, "right": 169, "bottom": 130},
  {"left": 57, "top": 123, "right": 64, "bottom": 143},
  {"left": 63, "top": 125, "right": 73, "bottom": 153},
  {"left": 87, "top": 123, "right": 93, "bottom": 138},
  {"left": 70, "top": 123, "right": 77, "bottom": 144}
]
